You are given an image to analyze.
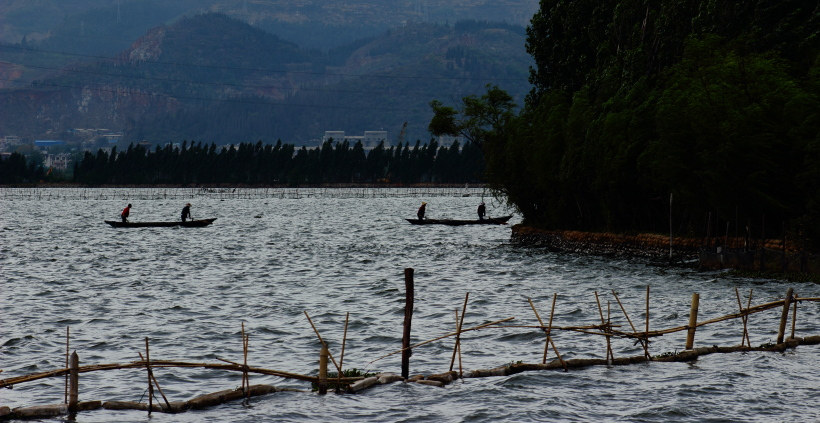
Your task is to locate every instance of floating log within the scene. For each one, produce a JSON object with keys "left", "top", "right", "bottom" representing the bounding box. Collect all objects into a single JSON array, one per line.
[
  {"left": 10, "top": 401, "right": 101, "bottom": 419},
  {"left": 376, "top": 373, "right": 404, "bottom": 385},
  {"left": 413, "top": 380, "right": 444, "bottom": 387},
  {"left": 426, "top": 371, "right": 457, "bottom": 385},
  {"left": 347, "top": 377, "right": 379, "bottom": 394}
]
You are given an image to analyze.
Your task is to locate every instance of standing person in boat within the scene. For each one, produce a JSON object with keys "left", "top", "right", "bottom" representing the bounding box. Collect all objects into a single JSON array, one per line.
[
  {"left": 121, "top": 204, "right": 132, "bottom": 223},
  {"left": 417, "top": 202, "right": 427, "bottom": 220},
  {"left": 477, "top": 201, "right": 486, "bottom": 221},
  {"left": 181, "top": 203, "right": 192, "bottom": 222}
]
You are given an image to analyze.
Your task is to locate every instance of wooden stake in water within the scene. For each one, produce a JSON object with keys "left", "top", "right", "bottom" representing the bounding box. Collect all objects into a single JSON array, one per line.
[
  {"left": 790, "top": 292, "right": 798, "bottom": 340},
  {"left": 68, "top": 351, "right": 78, "bottom": 414},
  {"left": 528, "top": 297, "right": 566, "bottom": 370},
  {"left": 449, "top": 292, "right": 469, "bottom": 373},
  {"left": 777, "top": 288, "right": 794, "bottom": 344},
  {"left": 735, "top": 288, "right": 749, "bottom": 346},
  {"left": 337, "top": 312, "right": 350, "bottom": 392},
  {"left": 612, "top": 290, "right": 649, "bottom": 358},
  {"left": 645, "top": 285, "right": 650, "bottom": 351},
  {"left": 145, "top": 338, "right": 153, "bottom": 415},
  {"left": 685, "top": 293, "right": 700, "bottom": 350},
  {"left": 402, "top": 268, "right": 414, "bottom": 379},
  {"left": 64, "top": 327, "right": 69, "bottom": 404},
  {"left": 594, "top": 292, "right": 613, "bottom": 363},
  {"left": 318, "top": 345, "right": 328, "bottom": 395}
]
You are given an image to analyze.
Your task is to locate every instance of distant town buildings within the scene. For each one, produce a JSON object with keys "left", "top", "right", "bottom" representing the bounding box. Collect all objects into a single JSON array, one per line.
[{"left": 321, "top": 130, "right": 389, "bottom": 149}]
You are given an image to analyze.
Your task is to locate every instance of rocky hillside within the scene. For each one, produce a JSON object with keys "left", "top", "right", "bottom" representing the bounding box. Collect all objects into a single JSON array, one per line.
[{"left": 0, "top": 14, "right": 532, "bottom": 145}]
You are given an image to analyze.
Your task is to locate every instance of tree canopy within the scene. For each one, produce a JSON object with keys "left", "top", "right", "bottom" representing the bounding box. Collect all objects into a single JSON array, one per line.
[{"left": 432, "top": 0, "right": 819, "bottom": 247}]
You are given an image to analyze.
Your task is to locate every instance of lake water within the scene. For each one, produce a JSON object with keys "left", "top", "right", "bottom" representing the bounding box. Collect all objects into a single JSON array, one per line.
[{"left": 1, "top": 188, "right": 818, "bottom": 422}]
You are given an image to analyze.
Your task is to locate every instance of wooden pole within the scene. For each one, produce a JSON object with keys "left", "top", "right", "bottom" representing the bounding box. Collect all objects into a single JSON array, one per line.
[
  {"left": 68, "top": 351, "right": 78, "bottom": 413},
  {"left": 612, "top": 291, "right": 649, "bottom": 358},
  {"left": 402, "top": 268, "right": 414, "bottom": 379},
  {"left": 337, "top": 312, "right": 349, "bottom": 392},
  {"left": 139, "top": 352, "right": 172, "bottom": 410},
  {"left": 449, "top": 292, "right": 469, "bottom": 372},
  {"left": 645, "top": 285, "right": 650, "bottom": 351},
  {"left": 528, "top": 297, "right": 566, "bottom": 370},
  {"left": 790, "top": 291, "right": 798, "bottom": 340},
  {"left": 318, "top": 344, "right": 329, "bottom": 395},
  {"left": 303, "top": 311, "right": 341, "bottom": 373},
  {"left": 546, "top": 293, "right": 558, "bottom": 363},
  {"left": 685, "top": 293, "right": 700, "bottom": 350},
  {"left": 241, "top": 322, "right": 249, "bottom": 399},
  {"left": 145, "top": 338, "right": 153, "bottom": 415},
  {"left": 454, "top": 310, "right": 463, "bottom": 377},
  {"left": 777, "top": 288, "right": 794, "bottom": 344},
  {"left": 594, "top": 292, "right": 612, "bottom": 362},
  {"left": 745, "top": 289, "right": 753, "bottom": 346},
  {"left": 64, "top": 327, "right": 69, "bottom": 404},
  {"left": 735, "top": 288, "right": 749, "bottom": 346}
]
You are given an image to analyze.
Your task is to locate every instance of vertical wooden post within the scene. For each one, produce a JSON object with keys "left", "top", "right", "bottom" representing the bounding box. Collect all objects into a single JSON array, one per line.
[
  {"left": 68, "top": 351, "right": 78, "bottom": 413},
  {"left": 645, "top": 285, "right": 650, "bottom": 352},
  {"left": 318, "top": 345, "right": 328, "bottom": 395},
  {"left": 685, "top": 293, "right": 700, "bottom": 349},
  {"left": 735, "top": 288, "right": 749, "bottom": 347},
  {"left": 669, "top": 193, "right": 673, "bottom": 259},
  {"left": 401, "top": 268, "right": 414, "bottom": 380},
  {"left": 64, "top": 327, "right": 70, "bottom": 404},
  {"left": 449, "top": 292, "right": 468, "bottom": 372},
  {"left": 790, "top": 294, "right": 798, "bottom": 340},
  {"left": 145, "top": 338, "right": 152, "bottom": 415},
  {"left": 777, "top": 288, "right": 794, "bottom": 343}
]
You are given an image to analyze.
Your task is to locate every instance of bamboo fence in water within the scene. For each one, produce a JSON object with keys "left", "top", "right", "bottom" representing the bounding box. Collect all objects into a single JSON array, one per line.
[
  {"left": 0, "top": 187, "right": 486, "bottom": 201},
  {"left": 1, "top": 270, "right": 818, "bottom": 420}
]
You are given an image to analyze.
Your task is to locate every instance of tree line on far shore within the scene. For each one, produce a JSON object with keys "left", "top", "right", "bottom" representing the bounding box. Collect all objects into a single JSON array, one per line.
[{"left": 0, "top": 138, "right": 485, "bottom": 185}]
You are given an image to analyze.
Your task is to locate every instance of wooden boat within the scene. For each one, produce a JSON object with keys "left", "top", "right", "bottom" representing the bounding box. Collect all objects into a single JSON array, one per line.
[
  {"left": 105, "top": 218, "right": 216, "bottom": 228},
  {"left": 405, "top": 215, "right": 512, "bottom": 226}
]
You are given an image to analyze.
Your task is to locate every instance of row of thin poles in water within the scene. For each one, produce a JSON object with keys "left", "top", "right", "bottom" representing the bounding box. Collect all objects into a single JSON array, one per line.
[{"left": 0, "top": 186, "right": 486, "bottom": 201}]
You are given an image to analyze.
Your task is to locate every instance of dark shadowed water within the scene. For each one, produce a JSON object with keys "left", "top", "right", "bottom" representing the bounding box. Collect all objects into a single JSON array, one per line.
[{"left": 1, "top": 188, "right": 818, "bottom": 422}]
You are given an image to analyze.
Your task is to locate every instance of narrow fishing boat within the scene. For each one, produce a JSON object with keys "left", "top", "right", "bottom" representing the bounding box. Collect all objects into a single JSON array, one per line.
[
  {"left": 405, "top": 215, "right": 512, "bottom": 226},
  {"left": 104, "top": 218, "right": 216, "bottom": 228}
]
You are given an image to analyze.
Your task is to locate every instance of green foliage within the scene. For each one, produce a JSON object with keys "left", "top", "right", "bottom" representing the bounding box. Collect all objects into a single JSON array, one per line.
[
  {"left": 471, "top": 0, "right": 819, "bottom": 247},
  {"left": 65, "top": 139, "right": 484, "bottom": 186}
]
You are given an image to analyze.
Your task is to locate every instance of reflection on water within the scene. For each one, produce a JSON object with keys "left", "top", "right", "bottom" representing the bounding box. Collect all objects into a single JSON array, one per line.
[{"left": 1, "top": 188, "right": 818, "bottom": 422}]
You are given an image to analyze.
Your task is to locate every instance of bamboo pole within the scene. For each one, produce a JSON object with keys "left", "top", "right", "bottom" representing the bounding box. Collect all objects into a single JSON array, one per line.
[
  {"left": 745, "top": 289, "right": 753, "bottom": 346},
  {"left": 318, "top": 345, "right": 328, "bottom": 395},
  {"left": 68, "top": 351, "right": 78, "bottom": 413},
  {"left": 145, "top": 338, "right": 153, "bottom": 415},
  {"left": 337, "top": 312, "right": 350, "bottom": 391},
  {"left": 777, "top": 288, "right": 794, "bottom": 344},
  {"left": 138, "top": 352, "right": 171, "bottom": 410},
  {"left": 790, "top": 292, "right": 798, "bottom": 340},
  {"left": 612, "top": 291, "right": 649, "bottom": 358},
  {"left": 455, "top": 311, "right": 463, "bottom": 377},
  {"left": 607, "top": 301, "right": 613, "bottom": 363},
  {"left": 546, "top": 293, "right": 559, "bottom": 364},
  {"left": 402, "top": 268, "right": 414, "bottom": 379},
  {"left": 64, "top": 327, "right": 69, "bottom": 404},
  {"left": 241, "top": 322, "right": 249, "bottom": 398},
  {"left": 449, "top": 292, "right": 469, "bottom": 372},
  {"left": 527, "top": 297, "right": 566, "bottom": 370},
  {"left": 645, "top": 286, "right": 650, "bottom": 349},
  {"left": 303, "top": 311, "right": 342, "bottom": 374},
  {"left": 685, "top": 293, "right": 700, "bottom": 350},
  {"left": 594, "top": 292, "right": 613, "bottom": 362},
  {"left": 370, "top": 317, "right": 515, "bottom": 364},
  {"left": 735, "top": 288, "right": 749, "bottom": 346}
]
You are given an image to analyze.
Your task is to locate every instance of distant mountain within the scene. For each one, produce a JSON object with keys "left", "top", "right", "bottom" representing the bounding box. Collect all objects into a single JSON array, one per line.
[
  {"left": 0, "top": 0, "right": 539, "bottom": 51},
  {"left": 0, "top": 13, "right": 532, "bottom": 145}
]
